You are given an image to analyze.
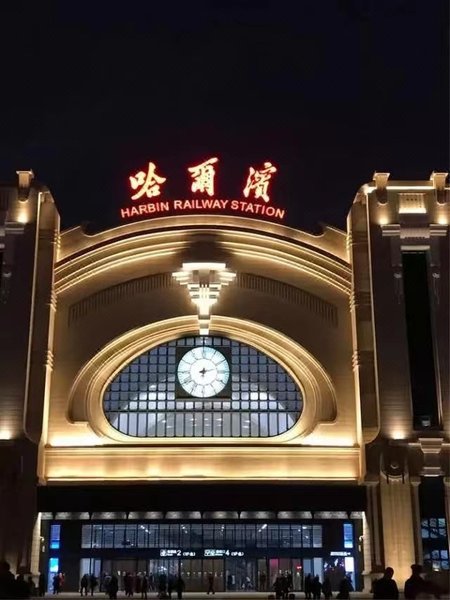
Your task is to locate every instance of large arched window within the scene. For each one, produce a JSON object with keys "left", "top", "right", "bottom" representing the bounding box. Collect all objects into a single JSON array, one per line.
[{"left": 103, "top": 336, "right": 303, "bottom": 437}]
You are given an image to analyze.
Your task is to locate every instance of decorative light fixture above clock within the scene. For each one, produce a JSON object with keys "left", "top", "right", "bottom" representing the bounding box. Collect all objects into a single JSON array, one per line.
[{"left": 173, "top": 262, "right": 236, "bottom": 335}]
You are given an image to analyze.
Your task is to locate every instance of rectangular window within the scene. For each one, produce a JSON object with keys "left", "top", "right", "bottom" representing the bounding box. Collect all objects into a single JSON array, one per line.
[
  {"left": 49, "top": 524, "right": 61, "bottom": 550},
  {"left": 302, "top": 525, "right": 311, "bottom": 548},
  {"left": 138, "top": 525, "right": 148, "bottom": 548},
  {"left": 48, "top": 557, "right": 59, "bottom": 573},
  {"left": 256, "top": 524, "right": 268, "bottom": 548},
  {"left": 125, "top": 524, "right": 137, "bottom": 547},
  {"left": 81, "top": 525, "right": 92, "bottom": 549},
  {"left": 402, "top": 252, "right": 439, "bottom": 428},
  {"left": 78, "top": 520, "right": 328, "bottom": 550},
  {"left": 421, "top": 518, "right": 448, "bottom": 540},
  {"left": 343, "top": 523, "right": 353, "bottom": 549},
  {"left": 103, "top": 525, "right": 114, "bottom": 548},
  {"left": 169, "top": 524, "right": 180, "bottom": 547},
  {"left": 245, "top": 524, "right": 256, "bottom": 548},
  {"left": 180, "top": 524, "right": 190, "bottom": 548},
  {"left": 224, "top": 524, "right": 234, "bottom": 547},
  {"left": 267, "top": 525, "right": 278, "bottom": 547},
  {"left": 114, "top": 524, "right": 126, "bottom": 548},
  {"left": 235, "top": 524, "right": 245, "bottom": 548},
  {"left": 92, "top": 524, "right": 103, "bottom": 548},
  {"left": 279, "top": 525, "right": 291, "bottom": 548},
  {"left": 214, "top": 524, "right": 224, "bottom": 546},
  {"left": 159, "top": 525, "right": 170, "bottom": 548},
  {"left": 291, "top": 525, "right": 302, "bottom": 548},
  {"left": 312, "top": 525, "right": 323, "bottom": 548}
]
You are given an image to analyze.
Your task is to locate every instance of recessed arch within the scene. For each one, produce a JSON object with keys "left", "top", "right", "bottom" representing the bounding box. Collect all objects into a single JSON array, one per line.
[
  {"left": 103, "top": 334, "right": 304, "bottom": 438},
  {"left": 68, "top": 315, "right": 337, "bottom": 444}
]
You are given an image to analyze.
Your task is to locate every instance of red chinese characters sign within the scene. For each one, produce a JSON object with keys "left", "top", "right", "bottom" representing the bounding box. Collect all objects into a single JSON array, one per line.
[{"left": 121, "top": 157, "right": 286, "bottom": 221}]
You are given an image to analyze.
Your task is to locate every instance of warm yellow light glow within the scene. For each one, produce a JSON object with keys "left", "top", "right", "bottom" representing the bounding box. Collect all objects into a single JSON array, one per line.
[
  {"left": 390, "top": 430, "right": 408, "bottom": 441},
  {"left": 57, "top": 247, "right": 179, "bottom": 294},
  {"left": 300, "top": 433, "right": 355, "bottom": 447},
  {"left": 377, "top": 214, "right": 389, "bottom": 226},
  {"left": 48, "top": 434, "right": 106, "bottom": 447},
  {"left": 436, "top": 214, "right": 448, "bottom": 226},
  {"left": 44, "top": 445, "right": 361, "bottom": 481},
  {"left": 0, "top": 429, "right": 13, "bottom": 440},
  {"left": 66, "top": 315, "right": 341, "bottom": 448},
  {"left": 16, "top": 209, "right": 30, "bottom": 224},
  {"left": 56, "top": 216, "right": 349, "bottom": 287},
  {"left": 173, "top": 262, "right": 236, "bottom": 335}
]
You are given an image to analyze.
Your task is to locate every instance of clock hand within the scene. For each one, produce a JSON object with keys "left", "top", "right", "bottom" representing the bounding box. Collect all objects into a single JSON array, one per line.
[{"left": 199, "top": 367, "right": 217, "bottom": 376}]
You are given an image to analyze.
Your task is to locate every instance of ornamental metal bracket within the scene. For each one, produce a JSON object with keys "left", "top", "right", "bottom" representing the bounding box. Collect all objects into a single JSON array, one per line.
[{"left": 173, "top": 262, "right": 236, "bottom": 335}]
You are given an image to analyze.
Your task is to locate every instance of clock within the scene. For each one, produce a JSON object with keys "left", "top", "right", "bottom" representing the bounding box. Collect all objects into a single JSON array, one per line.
[{"left": 177, "top": 346, "right": 230, "bottom": 398}]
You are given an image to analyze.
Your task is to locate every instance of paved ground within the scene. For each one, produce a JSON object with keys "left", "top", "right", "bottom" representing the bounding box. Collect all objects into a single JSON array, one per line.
[
  {"left": 38, "top": 594, "right": 373, "bottom": 598},
  {"left": 36, "top": 593, "right": 450, "bottom": 599}
]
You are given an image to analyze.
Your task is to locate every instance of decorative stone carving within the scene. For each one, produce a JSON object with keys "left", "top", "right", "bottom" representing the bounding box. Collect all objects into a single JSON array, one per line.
[
  {"left": 173, "top": 262, "right": 236, "bottom": 335},
  {"left": 419, "top": 437, "right": 444, "bottom": 476}
]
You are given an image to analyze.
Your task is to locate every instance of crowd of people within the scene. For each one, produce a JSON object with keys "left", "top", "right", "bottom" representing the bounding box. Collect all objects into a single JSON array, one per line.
[
  {"left": 98, "top": 571, "right": 185, "bottom": 599},
  {"left": 0, "top": 560, "right": 446, "bottom": 599},
  {"left": 271, "top": 571, "right": 348, "bottom": 599},
  {"left": 0, "top": 562, "right": 47, "bottom": 598}
]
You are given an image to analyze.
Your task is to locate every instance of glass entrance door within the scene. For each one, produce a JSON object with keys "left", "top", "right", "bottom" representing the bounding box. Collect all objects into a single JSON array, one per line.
[
  {"left": 225, "top": 557, "right": 256, "bottom": 591},
  {"left": 179, "top": 559, "right": 202, "bottom": 592},
  {"left": 268, "top": 557, "right": 304, "bottom": 592},
  {"left": 202, "top": 558, "right": 225, "bottom": 592}
]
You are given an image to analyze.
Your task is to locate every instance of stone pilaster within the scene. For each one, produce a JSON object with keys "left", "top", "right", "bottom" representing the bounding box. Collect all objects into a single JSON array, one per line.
[
  {"left": 366, "top": 481, "right": 382, "bottom": 570},
  {"left": 29, "top": 513, "right": 42, "bottom": 575},
  {"left": 362, "top": 509, "right": 374, "bottom": 592},
  {"left": 380, "top": 474, "right": 416, "bottom": 586},
  {"left": 410, "top": 477, "right": 423, "bottom": 565}
]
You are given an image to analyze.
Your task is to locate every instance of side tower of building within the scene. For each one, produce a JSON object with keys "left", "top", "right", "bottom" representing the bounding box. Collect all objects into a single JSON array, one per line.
[
  {"left": 0, "top": 172, "right": 60, "bottom": 572},
  {"left": 348, "top": 172, "right": 449, "bottom": 586}
]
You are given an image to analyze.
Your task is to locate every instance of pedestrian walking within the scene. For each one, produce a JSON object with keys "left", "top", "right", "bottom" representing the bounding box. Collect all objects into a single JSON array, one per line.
[{"left": 372, "top": 567, "right": 398, "bottom": 599}]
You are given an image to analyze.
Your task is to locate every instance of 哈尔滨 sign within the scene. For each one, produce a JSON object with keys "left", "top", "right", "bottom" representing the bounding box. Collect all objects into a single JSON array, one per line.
[{"left": 120, "top": 157, "right": 286, "bottom": 221}]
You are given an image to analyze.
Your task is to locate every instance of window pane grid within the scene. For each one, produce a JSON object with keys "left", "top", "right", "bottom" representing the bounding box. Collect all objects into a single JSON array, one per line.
[
  {"left": 104, "top": 336, "right": 303, "bottom": 437},
  {"left": 80, "top": 522, "right": 322, "bottom": 549}
]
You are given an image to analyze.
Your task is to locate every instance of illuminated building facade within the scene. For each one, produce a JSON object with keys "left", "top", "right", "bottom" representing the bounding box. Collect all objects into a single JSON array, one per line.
[{"left": 0, "top": 170, "right": 448, "bottom": 592}]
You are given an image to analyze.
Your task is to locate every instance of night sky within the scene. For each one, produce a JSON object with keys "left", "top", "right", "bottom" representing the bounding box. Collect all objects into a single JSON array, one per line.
[{"left": 0, "top": 0, "right": 448, "bottom": 232}]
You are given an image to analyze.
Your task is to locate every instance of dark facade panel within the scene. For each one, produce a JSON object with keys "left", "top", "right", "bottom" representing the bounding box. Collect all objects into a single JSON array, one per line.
[
  {"left": 37, "top": 483, "right": 366, "bottom": 513},
  {"left": 402, "top": 251, "right": 439, "bottom": 429}
]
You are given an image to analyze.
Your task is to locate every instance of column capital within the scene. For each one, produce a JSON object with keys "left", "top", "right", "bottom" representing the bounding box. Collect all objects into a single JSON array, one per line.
[
  {"left": 365, "top": 475, "right": 380, "bottom": 487},
  {"left": 410, "top": 476, "right": 421, "bottom": 487}
]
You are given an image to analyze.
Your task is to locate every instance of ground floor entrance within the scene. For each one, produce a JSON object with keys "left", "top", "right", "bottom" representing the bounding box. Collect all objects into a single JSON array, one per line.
[
  {"left": 43, "top": 516, "right": 362, "bottom": 593},
  {"left": 78, "top": 555, "right": 352, "bottom": 593},
  {"left": 38, "top": 484, "right": 366, "bottom": 593}
]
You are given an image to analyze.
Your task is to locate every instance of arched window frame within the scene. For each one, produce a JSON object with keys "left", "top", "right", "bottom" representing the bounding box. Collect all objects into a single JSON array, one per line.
[
  {"left": 68, "top": 316, "right": 337, "bottom": 445},
  {"left": 103, "top": 335, "right": 304, "bottom": 438}
]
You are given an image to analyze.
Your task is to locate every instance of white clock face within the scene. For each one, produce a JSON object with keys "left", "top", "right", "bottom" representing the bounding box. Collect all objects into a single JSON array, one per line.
[{"left": 177, "top": 346, "right": 230, "bottom": 398}]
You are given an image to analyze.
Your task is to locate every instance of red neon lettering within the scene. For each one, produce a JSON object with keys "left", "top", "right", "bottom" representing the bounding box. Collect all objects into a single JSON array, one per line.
[
  {"left": 129, "top": 162, "right": 166, "bottom": 200},
  {"left": 188, "top": 157, "right": 218, "bottom": 197},
  {"left": 243, "top": 162, "right": 277, "bottom": 203},
  {"left": 121, "top": 197, "right": 285, "bottom": 221}
]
